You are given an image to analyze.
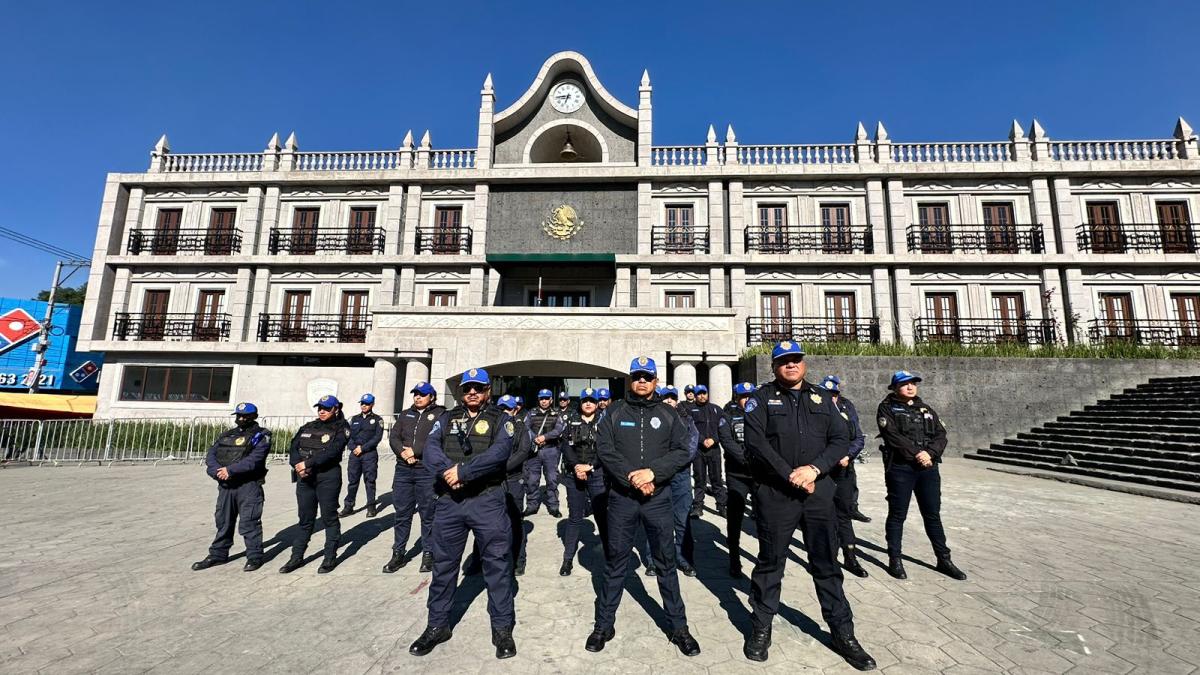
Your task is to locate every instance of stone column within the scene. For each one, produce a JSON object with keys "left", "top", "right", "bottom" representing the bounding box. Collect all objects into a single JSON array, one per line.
[
  {"left": 673, "top": 361, "right": 697, "bottom": 392},
  {"left": 615, "top": 267, "right": 631, "bottom": 308},
  {"left": 708, "top": 362, "right": 733, "bottom": 407},
  {"left": 258, "top": 186, "right": 282, "bottom": 255},
  {"left": 707, "top": 180, "right": 725, "bottom": 254},
  {"left": 871, "top": 267, "right": 895, "bottom": 343},
  {"left": 637, "top": 182, "right": 652, "bottom": 255},
  {"left": 637, "top": 70, "right": 652, "bottom": 167},
  {"left": 865, "top": 179, "right": 888, "bottom": 254},
  {"left": 371, "top": 358, "right": 399, "bottom": 418},
  {"left": 472, "top": 184, "right": 490, "bottom": 255},
  {"left": 1029, "top": 177, "right": 1058, "bottom": 254},
  {"left": 885, "top": 179, "right": 908, "bottom": 254},
  {"left": 1040, "top": 268, "right": 1068, "bottom": 344},
  {"left": 402, "top": 184, "right": 422, "bottom": 256},
  {"left": 385, "top": 184, "right": 405, "bottom": 255},
  {"left": 894, "top": 267, "right": 915, "bottom": 345},
  {"left": 1052, "top": 177, "right": 1079, "bottom": 255},
  {"left": 728, "top": 180, "right": 745, "bottom": 254}
]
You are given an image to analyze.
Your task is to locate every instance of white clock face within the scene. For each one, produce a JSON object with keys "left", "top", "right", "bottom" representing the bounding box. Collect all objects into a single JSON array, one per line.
[{"left": 550, "top": 82, "right": 585, "bottom": 113}]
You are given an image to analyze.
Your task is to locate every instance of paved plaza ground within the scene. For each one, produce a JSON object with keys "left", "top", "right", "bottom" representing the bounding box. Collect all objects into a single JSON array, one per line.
[{"left": 0, "top": 458, "right": 1197, "bottom": 674}]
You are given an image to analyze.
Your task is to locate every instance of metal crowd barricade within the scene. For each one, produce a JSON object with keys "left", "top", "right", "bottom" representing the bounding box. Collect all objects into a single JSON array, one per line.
[{"left": 0, "top": 413, "right": 399, "bottom": 467}]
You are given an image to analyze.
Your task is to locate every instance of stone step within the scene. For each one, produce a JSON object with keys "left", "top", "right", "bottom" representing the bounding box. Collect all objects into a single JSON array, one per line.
[
  {"left": 1071, "top": 409, "right": 1200, "bottom": 423},
  {"left": 1034, "top": 424, "right": 1200, "bottom": 447},
  {"left": 964, "top": 453, "right": 1200, "bottom": 493},
  {"left": 1013, "top": 430, "right": 1200, "bottom": 457},
  {"left": 972, "top": 447, "right": 1200, "bottom": 485},
  {"left": 994, "top": 438, "right": 1200, "bottom": 470},
  {"left": 1048, "top": 419, "right": 1200, "bottom": 436},
  {"left": 1088, "top": 401, "right": 1198, "bottom": 411}
]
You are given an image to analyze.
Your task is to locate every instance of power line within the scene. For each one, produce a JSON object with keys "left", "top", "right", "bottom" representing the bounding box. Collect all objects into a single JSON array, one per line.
[{"left": 0, "top": 227, "right": 88, "bottom": 261}]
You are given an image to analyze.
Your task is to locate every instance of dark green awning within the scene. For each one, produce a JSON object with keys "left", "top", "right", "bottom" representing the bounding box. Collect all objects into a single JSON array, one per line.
[{"left": 486, "top": 253, "right": 616, "bottom": 263}]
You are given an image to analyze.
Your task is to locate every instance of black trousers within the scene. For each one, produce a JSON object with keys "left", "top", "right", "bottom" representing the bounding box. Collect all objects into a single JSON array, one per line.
[
  {"left": 472, "top": 475, "right": 527, "bottom": 567},
  {"left": 208, "top": 481, "right": 264, "bottom": 561},
  {"left": 726, "top": 472, "right": 753, "bottom": 565},
  {"left": 831, "top": 463, "right": 858, "bottom": 549},
  {"left": 294, "top": 467, "right": 342, "bottom": 558},
  {"left": 885, "top": 461, "right": 950, "bottom": 559},
  {"left": 750, "top": 480, "right": 854, "bottom": 635},
  {"left": 344, "top": 450, "right": 378, "bottom": 508},
  {"left": 563, "top": 468, "right": 608, "bottom": 562},
  {"left": 429, "top": 488, "right": 514, "bottom": 629},
  {"left": 691, "top": 447, "right": 727, "bottom": 509},
  {"left": 595, "top": 485, "right": 688, "bottom": 632}
]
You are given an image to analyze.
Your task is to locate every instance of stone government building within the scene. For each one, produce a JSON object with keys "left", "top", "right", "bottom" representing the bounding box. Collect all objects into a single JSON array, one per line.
[{"left": 77, "top": 51, "right": 1200, "bottom": 419}]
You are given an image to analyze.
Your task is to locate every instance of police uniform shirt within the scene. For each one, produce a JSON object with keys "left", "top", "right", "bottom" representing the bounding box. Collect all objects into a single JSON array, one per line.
[
  {"left": 349, "top": 411, "right": 384, "bottom": 453},
  {"left": 595, "top": 396, "right": 691, "bottom": 490},
  {"left": 502, "top": 411, "right": 533, "bottom": 476},
  {"left": 743, "top": 380, "right": 850, "bottom": 487},
  {"left": 289, "top": 418, "right": 351, "bottom": 473},
  {"left": 876, "top": 394, "right": 948, "bottom": 462},
  {"left": 563, "top": 411, "right": 601, "bottom": 470},
  {"left": 206, "top": 424, "right": 272, "bottom": 485},
  {"left": 717, "top": 402, "right": 749, "bottom": 475}
]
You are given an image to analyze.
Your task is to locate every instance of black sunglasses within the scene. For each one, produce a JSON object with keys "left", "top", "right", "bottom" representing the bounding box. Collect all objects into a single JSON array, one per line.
[
  {"left": 630, "top": 372, "right": 655, "bottom": 383},
  {"left": 460, "top": 385, "right": 486, "bottom": 394}
]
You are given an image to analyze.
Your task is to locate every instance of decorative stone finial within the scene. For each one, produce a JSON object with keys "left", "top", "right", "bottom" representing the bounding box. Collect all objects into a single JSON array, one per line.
[
  {"left": 707, "top": 125, "right": 717, "bottom": 143},
  {"left": 265, "top": 132, "right": 281, "bottom": 151},
  {"left": 641, "top": 69, "right": 651, "bottom": 87},
  {"left": 1175, "top": 116, "right": 1195, "bottom": 140},
  {"left": 483, "top": 73, "right": 494, "bottom": 92},
  {"left": 855, "top": 122, "right": 868, "bottom": 141},
  {"left": 726, "top": 124, "right": 737, "bottom": 143},
  {"left": 874, "top": 122, "right": 889, "bottom": 142},
  {"left": 419, "top": 130, "right": 431, "bottom": 148},
  {"left": 284, "top": 132, "right": 298, "bottom": 150},
  {"left": 402, "top": 129, "right": 413, "bottom": 149},
  {"left": 1009, "top": 120, "right": 1025, "bottom": 141},
  {"left": 154, "top": 134, "right": 170, "bottom": 153},
  {"left": 1030, "top": 118, "right": 1046, "bottom": 140}
]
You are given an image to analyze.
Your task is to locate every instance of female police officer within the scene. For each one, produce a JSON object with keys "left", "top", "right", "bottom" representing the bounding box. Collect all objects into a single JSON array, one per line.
[
  {"left": 280, "top": 394, "right": 351, "bottom": 574},
  {"left": 877, "top": 370, "right": 967, "bottom": 582}
]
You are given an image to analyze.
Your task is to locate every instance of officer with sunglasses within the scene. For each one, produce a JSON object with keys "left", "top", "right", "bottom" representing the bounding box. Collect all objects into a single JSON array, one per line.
[
  {"left": 280, "top": 394, "right": 351, "bottom": 575},
  {"left": 409, "top": 368, "right": 518, "bottom": 660}
]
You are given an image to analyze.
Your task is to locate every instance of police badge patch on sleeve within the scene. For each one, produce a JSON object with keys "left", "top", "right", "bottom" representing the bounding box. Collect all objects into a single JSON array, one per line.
[
  {"left": 878, "top": 417, "right": 887, "bottom": 428},
  {"left": 504, "top": 421, "right": 514, "bottom": 435}
]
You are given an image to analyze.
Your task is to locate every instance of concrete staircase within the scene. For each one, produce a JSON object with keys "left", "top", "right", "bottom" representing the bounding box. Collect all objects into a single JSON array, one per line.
[{"left": 966, "top": 376, "right": 1200, "bottom": 493}]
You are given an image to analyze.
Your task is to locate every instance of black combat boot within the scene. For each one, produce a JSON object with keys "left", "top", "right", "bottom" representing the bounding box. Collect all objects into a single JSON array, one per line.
[
  {"left": 831, "top": 632, "right": 877, "bottom": 671},
  {"left": 338, "top": 504, "right": 354, "bottom": 518},
  {"left": 419, "top": 551, "right": 434, "bottom": 572},
  {"left": 243, "top": 558, "right": 263, "bottom": 572},
  {"left": 382, "top": 551, "right": 407, "bottom": 573},
  {"left": 644, "top": 564, "right": 659, "bottom": 577},
  {"left": 669, "top": 627, "right": 701, "bottom": 656},
  {"left": 559, "top": 559, "right": 573, "bottom": 576},
  {"left": 514, "top": 559, "right": 526, "bottom": 576},
  {"left": 191, "top": 556, "right": 225, "bottom": 571},
  {"left": 521, "top": 505, "right": 538, "bottom": 517},
  {"left": 317, "top": 555, "right": 338, "bottom": 574},
  {"left": 279, "top": 554, "right": 305, "bottom": 574},
  {"left": 850, "top": 508, "right": 872, "bottom": 523},
  {"left": 585, "top": 626, "right": 615, "bottom": 652},
  {"left": 843, "top": 546, "right": 868, "bottom": 578},
  {"left": 743, "top": 625, "right": 771, "bottom": 661},
  {"left": 677, "top": 560, "right": 697, "bottom": 577},
  {"left": 409, "top": 625, "right": 452, "bottom": 656},
  {"left": 716, "top": 504, "right": 728, "bottom": 518},
  {"left": 936, "top": 555, "right": 967, "bottom": 581},
  {"left": 492, "top": 626, "right": 517, "bottom": 659},
  {"left": 366, "top": 504, "right": 378, "bottom": 518},
  {"left": 462, "top": 555, "right": 482, "bottom": 576},
  {"left": 729, "top": 556, "right": 744, "bottom": 580},
  {"left": 887, "top": 557, "right": 907, "bottom": 580},
  {"left": 548, "top": 507, "right": 562, "bottom": 518}
]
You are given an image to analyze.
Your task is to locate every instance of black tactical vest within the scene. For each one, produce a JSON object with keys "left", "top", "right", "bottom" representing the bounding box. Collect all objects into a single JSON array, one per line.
[
  {"left": 568, "top": 414, "right": 599, "bottom": 465},
  {"left": 443, "top": 407, "right": 506, "bottom": 487},
  {"left": 295, "top": 426, "right": 331, "bottom": 460},
  {"left": 215, "top": 425, "right": 260, "bottom": 466},
  {"left": 891, "top": 404, "right": 935, "bottom": 444}
]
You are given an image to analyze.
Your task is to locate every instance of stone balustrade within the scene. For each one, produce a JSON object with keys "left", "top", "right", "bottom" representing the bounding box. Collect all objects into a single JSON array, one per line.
[{"left": 736, "top": 143, "right": 857, "bottom": 165}]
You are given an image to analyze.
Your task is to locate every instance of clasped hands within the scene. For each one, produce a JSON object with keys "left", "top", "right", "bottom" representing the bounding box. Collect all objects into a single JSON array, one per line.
[
  {"left": 627, "top": 468, "right": 656, "bottom": 496},
  {"left": 294, "top": 461, "right": 311, "bottom": 479},
  {"left": 442, "top": 464, "right": 463, "bottom": 489},
  {"left": 216, "top": 467, "right": 230, "bottom": 480},
  {"left": 574, "top": 463, "right": 593, "bottom": 481},
  {"left": 788, "top": 464, "right": 819, "bottom": 493},
  {"left": 915, "top": 450, "right": 933, "bottom": 468},
  {"left": 400, "top": 446, "right": 417, "bottom": 465}
]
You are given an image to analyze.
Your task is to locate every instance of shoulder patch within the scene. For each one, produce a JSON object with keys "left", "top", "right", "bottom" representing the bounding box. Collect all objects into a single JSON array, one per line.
[
  {"left": 504, "top": 421, "right": 514, "bottom": 435},
  {"left": 745, "top": 398, "right": 758, "bottom": 413},
  {"left": 878, "top": 417, "right": 887, "bottom": 428}
]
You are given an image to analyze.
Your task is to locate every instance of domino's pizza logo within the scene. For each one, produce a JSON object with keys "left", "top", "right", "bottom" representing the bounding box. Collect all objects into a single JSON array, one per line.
[{"left": 0, "top": 308, "right": 41, "bottom": 356}]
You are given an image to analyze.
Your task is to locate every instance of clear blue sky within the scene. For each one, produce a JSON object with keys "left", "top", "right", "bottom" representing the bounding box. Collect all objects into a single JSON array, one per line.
[{"left": 1, "top": 0, "right": 1196, "bottom": 299}]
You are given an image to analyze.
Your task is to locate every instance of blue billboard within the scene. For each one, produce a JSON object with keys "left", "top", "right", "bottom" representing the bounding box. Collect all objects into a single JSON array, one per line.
[{"left": 0, "top": 298, "right": 102, "bottom": 393}]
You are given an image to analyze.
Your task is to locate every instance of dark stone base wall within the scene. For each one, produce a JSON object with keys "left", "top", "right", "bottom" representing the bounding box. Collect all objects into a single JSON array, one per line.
[{"left": 740, "top": 355, "right": 1200, "bottom": 457}]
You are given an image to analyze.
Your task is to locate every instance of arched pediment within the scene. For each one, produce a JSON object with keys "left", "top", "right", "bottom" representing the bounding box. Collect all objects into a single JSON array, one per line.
[{"left": 494, "top": 51, "right": 637, "bottom": 134}]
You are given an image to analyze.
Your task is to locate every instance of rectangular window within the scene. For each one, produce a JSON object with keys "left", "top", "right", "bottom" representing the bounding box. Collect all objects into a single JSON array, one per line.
[
  {"left": 281, "top": 290, "right": 311, "bottom": 342},
  {"left": 760, "top": 292, "right": 792, "bottom": 342},
  {"left": 340, "top": 291, "right": 369, "bottom": 342},
  {"left": 292, "top": 207, "right": 320, "bottom": 255},
  {"left": 153, "top": 208, "right": 182, "bottom": 255},
  {"left": 982, "top": 202, "right": 1018, "bottom": 254},
  {"left": 206, "top": 208, "right": 237, "bottom": 255},
  {"left": 918, "top": 203, "right": 951, "bottom": 253},
  {"left": 347, "top": 207, "right": 377, "bottom": 255},
  {"left": 433, "top": 206, "right": 463, "bottom": 254},
  {"left": 1156, "top": 201, "right": 1195, "bottom": 253},
  {"left": 664, "top": 291, "right": 695, "bottom": 309},
  {"left": 825, "top": 292, "right": 856, "bottom": 340},
  {"left": 665, "top": 205, "right": 695, "bottom": 251},
  {"left": 194, "top": 290, "right": 224, "bottom": 342},
  {"left": 991, "top": 292, "right": 1026, "bottom": 341},
  {"left": 118, "top": 366, "right": 233, "bottom": 402},
  {"left": 429, "top": 291, "right": 458, "bottom": 307},
  {"left": 1174, "top": 293, "right": 1200, "bottom": 346},
  {"left": 141, "top": 289, "right": 170, "bottom": 340},
  {"left": 757, "top": 204, "right": 788, "bottom": 252},
  {"left": 925, "top": 292, "right": 959, "bottom": 341},
  {"left": 1087, "top": 202, "right": 1122, "bottom": 253},
  {"left": 820, "top": 204, "right": 853, "bottom": 253},
  {"left": 527, "top": 290, "right": 590, "bottom": 307},
  {"left": 1098, "top": 292, "right": 1134, "bottom": 340}
]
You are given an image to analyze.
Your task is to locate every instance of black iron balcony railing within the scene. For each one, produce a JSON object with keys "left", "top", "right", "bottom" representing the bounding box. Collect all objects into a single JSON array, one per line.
[
  {"left": 745, "top": 225, "right": 873, "bottom": 254},
  {"left": 268, "top": 228, "right": 385, "bottom": 255},
  {"left": 905, "top": 223, "right": 1045, "bottom": 254},
  {"left": 112, "top": 312, "right": 231, "bottom": 341},
  {"left": 913, "top": 317, "right": 1057, "bottom": 345},
  {"left": 257, "top": 313, "right": 372, "bottom": 343},
  {"left": 1076, "top": 222, "right": 1199, "bottom": 253},
  {"left": 127, "top": 229, "right": 243, "bottom": 255},
  {"left": 1087, "top": 319, "right": 1200, "bottom": 347},
  {"left": 746, "top": 316, "right": 881, "bottom": 344},
  {"left": 414, "top": 226, "right": 473, "bottom": 254},
  {"left": 651, "top": 226, "right": 710, "bottom": 254}
]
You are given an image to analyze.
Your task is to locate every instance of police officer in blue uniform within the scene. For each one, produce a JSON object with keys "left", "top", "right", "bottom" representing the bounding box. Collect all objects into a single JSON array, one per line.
[
  {"left": 513, "top": 395, "right": 525, "bottom": 417},
  {"left": 192, "top": 402, "right": 272, "bottom": 572},
  {"left": 820, "top": 375, "right": 869, "bottom": 579},
  {"left": 716, "top": 382, "right": 755, "bottom": 578},
  {"left": 409, "top": 368, "right": 518, "bottom": 660},
  {"left": 560, "top": 387, "right": 608, "bottom": 576},
  {"left": 280, "top": 394, "right": 351, "bottom": 574},
  {"left": 384, "top": 381, "right": 446, "bottom": 573},
  {"left": 648, "top": 385, "right": 698, "bottom": 577},
  {"left": 743, "top": 342, "right": 875, "bottom": 669},
  {"left": 522, "top": 388, "right": 565, "bottom": 518},
  {"left": 596, "top": 387, "right": 612, "bottom": 411},
  {"left": 877, "top": 370, "right": 966, "bottom": 582},
  {"left": 341, "top": 393, "right": 384, "bottom": 518},
  {"left": 587, "top": 357, "right": 700, "bottom": 657},
  {"left": 488, "top": 395, "right": 533, "bottom": 576},
  {"left": 688, "top": 384, "right": 727, "bottom": 518}
]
